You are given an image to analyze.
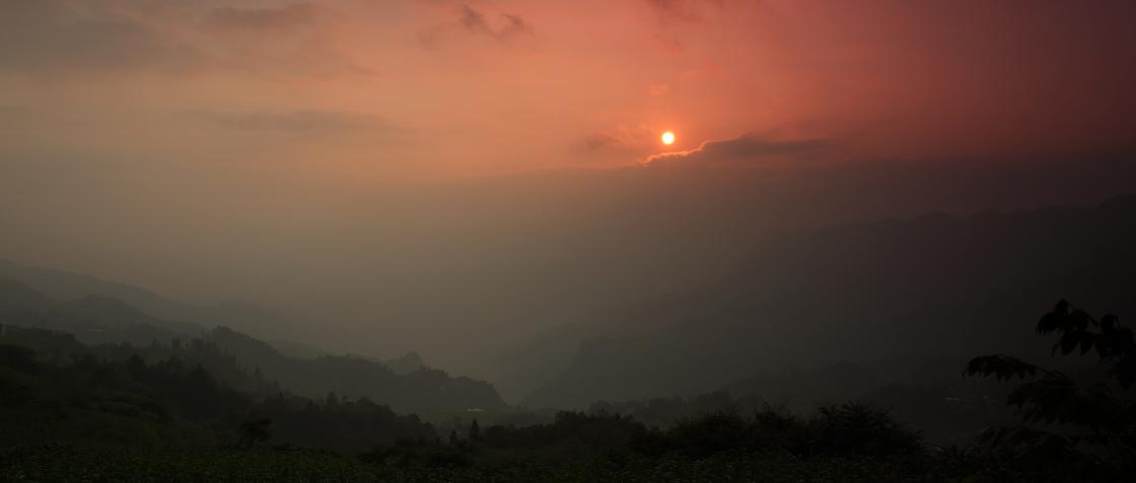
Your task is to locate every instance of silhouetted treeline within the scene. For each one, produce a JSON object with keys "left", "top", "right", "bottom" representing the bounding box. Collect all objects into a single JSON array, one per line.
[
  {"left": 361, "top": 299, "right": 1136, "bottom": 482},
  {"left": 359, "top": 406, "right": 926, "bottom": 479},
  {"left": 0, "top": 325, "right": 436, "bottom": 451},
  {"left": 453, "top": 404, "right": 921, "bottom": 462},
  {"left": 5, "top": 269, "right": 1136, "bottom": 481},
  {"left": 582, "top": 368, "right": 1015, "bottom": 446}
]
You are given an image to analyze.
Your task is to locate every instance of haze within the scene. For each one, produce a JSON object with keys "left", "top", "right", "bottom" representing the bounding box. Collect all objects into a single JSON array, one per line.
[{"left": 2, "top": 0, "right": 1134, "bottom": 401}]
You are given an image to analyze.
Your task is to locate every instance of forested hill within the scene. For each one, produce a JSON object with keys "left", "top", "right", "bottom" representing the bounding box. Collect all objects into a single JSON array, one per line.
[
  {"left": 0, "top": 278, "right": 197, "bottom": 346},
  {"left": 0, "top": 324, "right": 438, "bottom": 453},
  {"left": 0, "top": 259, "right": 317, "bottom": 356},
  {"left": 0, "top": 280, "right": 505, "bottom": 415},
  {"left": 205, "top": 326, "right": 505, "bottom": 414}
]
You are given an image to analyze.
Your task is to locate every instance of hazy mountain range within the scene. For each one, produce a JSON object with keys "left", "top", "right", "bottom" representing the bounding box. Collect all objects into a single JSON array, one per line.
[
  {"left": 518, "top": 194, "right": 1136, "bottom": 408},
  {"left": 0, "top": 274, "right": 503, "bottom": 415},
  {"left": 4, "top": 194, "right": 1135, "bottom": 417}
]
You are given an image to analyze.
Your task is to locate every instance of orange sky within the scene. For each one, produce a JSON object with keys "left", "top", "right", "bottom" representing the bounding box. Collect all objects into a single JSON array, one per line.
[
  {"left": 2, "top": 0, "right": 1132, "bottom": 187},
  {"left": 1, "top": 0, "right": 1135, "bottom": 363}
]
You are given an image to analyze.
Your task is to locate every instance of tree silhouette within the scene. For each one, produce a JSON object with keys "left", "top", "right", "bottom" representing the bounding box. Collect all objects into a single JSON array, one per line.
[
  {"left": 965, "top": 300, "right": 1136, "bottom": 467},
  {"left": 468, "top": 419, "right": 481, "bottom": 442},
  {"left": 238, "top": 418, "right": 272, "bottom": 449}
]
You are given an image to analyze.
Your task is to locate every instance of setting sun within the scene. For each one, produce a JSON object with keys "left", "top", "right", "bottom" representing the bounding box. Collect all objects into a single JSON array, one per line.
[{"left": 661, "top": 131, "right": 676, "bottom": 145}]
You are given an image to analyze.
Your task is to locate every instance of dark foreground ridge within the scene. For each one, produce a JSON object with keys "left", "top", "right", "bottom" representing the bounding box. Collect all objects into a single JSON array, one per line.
[{"left": 3, "top": 300, "right": 1135, "bottom": 481}]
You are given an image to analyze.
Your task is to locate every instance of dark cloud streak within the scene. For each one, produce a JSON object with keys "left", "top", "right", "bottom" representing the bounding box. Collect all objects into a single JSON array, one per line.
[{"left": 643, "top": 134, "right": 830, "bottom": 166}]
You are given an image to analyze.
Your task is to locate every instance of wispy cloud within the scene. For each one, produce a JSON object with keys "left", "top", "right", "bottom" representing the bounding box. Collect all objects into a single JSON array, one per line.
[
  {"left": 420, "top": 3, "right": 533, "bottom": 49},
  {"left": 0, "top": 1, "right": 201, "bottom": 75},
  {"left": 199, "top": 3, "right": 322, "bottom": 32},
  {"left": 202, "top": 3, "right": 324, "bottom": 32},
  {"left": 194, "top": 109, "right": 395, "bottom": 135},
  {"left": 643, "top": 0, "right": 726, "bottom": 52},
  {"left": 0, "top": 1, "right": 367, "bottom": 78}
]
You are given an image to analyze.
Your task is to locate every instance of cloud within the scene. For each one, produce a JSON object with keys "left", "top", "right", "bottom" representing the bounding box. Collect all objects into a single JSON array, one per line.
[
  {"left": 420, "top": 4, "right": 533, "bottom": 48},
  {"left": 578, "top": 125, "right": 659, "bottom": 155},
  {"left": 0, "top": 1, "right": 365, "bottom": 78},
  {"left": 644, "top": 0, "right": 726, "bottom": 52},
  {"left": 199, "top": 3, "right": 371, "bottom": 77},
  {"left": 0, "top": 1, "right": 202, "bottom": 75},
  {"left": 497, "top": 14, "right": 532, "bottom": 39},
  {"left": 458, "top": 4, "right": 492, "bottom": 33},
  {"left": 202, "top": 3, "right": 323, "bottom": 32},
  {"left": 642, "top": 134, "right": 830, "bottom": 166},
  {"left": 583, "top": 133, "right": 622, "bottom": 152},
  {"left": 646, "top": 0, "right": 731, "bottom": 24},
  {"left": 457, "top": 4, "right": 532, "bottom": 41},
  {"left": 195, "top": 110, "right": 394, "bottom": 135},
  {"left": 646, "top": 0, "right": 709, "bottom": 23}
]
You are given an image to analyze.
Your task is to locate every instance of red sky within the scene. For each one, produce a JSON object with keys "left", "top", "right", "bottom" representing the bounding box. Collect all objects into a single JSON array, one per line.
[
  {"left": 1, "top": 1, "right": 1134, "bottom": 354},
  {"left": 2, "top": 0, "right": 1136, "bottom": 322},
  {"left": 2, "top": 0, "right": 1132, "bottom": 183}
]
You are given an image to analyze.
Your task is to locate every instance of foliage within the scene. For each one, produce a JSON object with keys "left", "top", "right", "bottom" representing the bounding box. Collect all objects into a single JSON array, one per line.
[
  {"left": 965, "top": 300, "right": 1136, "bottom": 476},
  {"left": 8, "top": 295, "right": 1136, "bottom": 480},
  {"left": 0, "top": 327, "right": 436, "bottom": 452}
]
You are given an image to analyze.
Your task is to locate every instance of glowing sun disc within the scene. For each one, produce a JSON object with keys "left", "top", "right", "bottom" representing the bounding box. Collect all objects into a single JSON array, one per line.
[{"left": 661, "top": 131, "right": 676, "bottom": 145}]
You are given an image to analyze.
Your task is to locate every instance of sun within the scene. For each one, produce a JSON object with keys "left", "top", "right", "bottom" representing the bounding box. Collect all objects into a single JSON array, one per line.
[{"left": 661, "top": 131, "right": 676, "bottom": 145}]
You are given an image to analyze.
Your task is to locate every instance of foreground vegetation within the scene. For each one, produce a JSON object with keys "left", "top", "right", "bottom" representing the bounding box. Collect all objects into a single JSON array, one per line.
[
  {"left": 0, "top": 403, "right": 1127, "bottom": 481},
  {"left": 0, "top": 415, "right": 1117, "bottom": 482},
  {"left": 2, "top": 300, "right": 1134, "bottom": 481},
  {"left": 0, "top": 444, "right": 972, "bottom": 482}
]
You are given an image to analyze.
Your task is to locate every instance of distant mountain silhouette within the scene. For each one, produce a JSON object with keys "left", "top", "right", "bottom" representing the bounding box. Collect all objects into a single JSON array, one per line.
[
  {"left": 0, "top": 324, "right": 439, "bottom": 452},
  {"left": 0, "top": 280, "right": 506, "bottom": 414},
  {"left": 385, "top": 351, "right": 426, "bottom": 375},
  {"left": 207, "top": 326, "right": 505, "bottom": 414},
  {"left": 0, "top": 259, "right": 316, "bottom": 356},
  {"left": 0, "top": 278, "right": 195, "bottom": 345},
  {"left": 524, "top": 195, "right": 1136, "bottom": 408}
]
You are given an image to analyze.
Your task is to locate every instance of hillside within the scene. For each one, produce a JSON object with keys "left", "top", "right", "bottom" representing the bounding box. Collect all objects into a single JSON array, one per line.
[
  {"left": 0, "top": 259, "right": 315, "bottom": 356},
  {"left": 0, "top": 281, "right": 506, "bottom": 415},
  {"left": 0, "top": 325, "right": 437, "bottom": 452},
  {"left": 207, "top": 326, "right": 506, "bottom": 414},
  {"left": 525, "top": 195, "right": 1136, "bottom": 408}
]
